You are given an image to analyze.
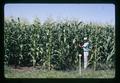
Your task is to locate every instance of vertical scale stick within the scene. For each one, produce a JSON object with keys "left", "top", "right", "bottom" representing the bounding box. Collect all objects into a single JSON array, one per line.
[{"left": 79, "top": 54, "right": 82, "bottom": 75}]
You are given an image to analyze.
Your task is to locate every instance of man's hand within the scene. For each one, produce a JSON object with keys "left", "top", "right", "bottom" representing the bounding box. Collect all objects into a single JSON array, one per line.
[{"left": 79, "top": 44, "right": 83, "bottom": 48}]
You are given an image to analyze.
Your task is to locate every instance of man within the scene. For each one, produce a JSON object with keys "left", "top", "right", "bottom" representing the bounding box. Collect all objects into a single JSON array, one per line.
[{"left": 79, "top": 37, "right": 91, "bottom": 70}]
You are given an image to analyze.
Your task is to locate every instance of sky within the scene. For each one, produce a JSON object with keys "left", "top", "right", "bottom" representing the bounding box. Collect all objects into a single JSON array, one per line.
[{"left": 4, "top": 4, "right": 115, "bottom": 25}]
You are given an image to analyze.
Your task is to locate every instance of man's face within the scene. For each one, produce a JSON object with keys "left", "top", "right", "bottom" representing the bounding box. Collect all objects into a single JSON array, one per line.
[{"left": 84, "top": 40, "right": 88, "bottom": 42}]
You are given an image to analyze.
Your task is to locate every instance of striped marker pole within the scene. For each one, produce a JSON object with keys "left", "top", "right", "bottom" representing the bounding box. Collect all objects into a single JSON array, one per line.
[{"left": 79, "top": 54, "right": 82, "bottom": 75}]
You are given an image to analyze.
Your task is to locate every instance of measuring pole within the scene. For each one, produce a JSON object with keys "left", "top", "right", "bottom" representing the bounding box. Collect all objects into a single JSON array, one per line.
[{"left": 79, "top": 54, "right": 82, "bottom": 75}]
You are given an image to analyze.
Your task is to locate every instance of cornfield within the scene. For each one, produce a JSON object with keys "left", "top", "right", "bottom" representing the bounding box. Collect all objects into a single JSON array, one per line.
[{"left": 4, "top": 17, "right": 115, "bottom": 71}]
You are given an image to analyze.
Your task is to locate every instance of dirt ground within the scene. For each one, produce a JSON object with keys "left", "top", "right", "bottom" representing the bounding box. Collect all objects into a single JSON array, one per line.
[{"left": 9, "top": 66, "right": 40, "bottom": 72}]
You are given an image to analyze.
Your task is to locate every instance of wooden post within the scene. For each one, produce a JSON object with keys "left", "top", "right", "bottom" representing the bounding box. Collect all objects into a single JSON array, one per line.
[{"left": 79, "top": 54, "right": 82, "bottom": 75}]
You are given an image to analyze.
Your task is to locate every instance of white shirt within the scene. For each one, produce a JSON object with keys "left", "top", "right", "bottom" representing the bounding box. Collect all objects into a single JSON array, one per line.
[{"left": 83, "top": 42, "right": 89, "bottom": 52}]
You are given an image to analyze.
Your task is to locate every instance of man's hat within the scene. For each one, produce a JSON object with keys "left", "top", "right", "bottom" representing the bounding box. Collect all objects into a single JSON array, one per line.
[{"left": 84, "top": 37, "right": 87, "bottom": 40}]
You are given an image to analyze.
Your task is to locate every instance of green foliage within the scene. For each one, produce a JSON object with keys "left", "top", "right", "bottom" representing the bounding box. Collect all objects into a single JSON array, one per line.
[{"left": 4, "top": 17, "right": 115, "bottom": 70}]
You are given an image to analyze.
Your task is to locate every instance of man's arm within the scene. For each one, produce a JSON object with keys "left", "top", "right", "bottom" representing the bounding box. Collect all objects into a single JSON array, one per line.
[{"left": 79, "top": 42, "right": 89, "bottom": 48}]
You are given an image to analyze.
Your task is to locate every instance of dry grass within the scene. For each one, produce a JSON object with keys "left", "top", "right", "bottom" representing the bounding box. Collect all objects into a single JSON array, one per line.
[{"left": 4, "top": 66, "right": 115, "bottom": 78}]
